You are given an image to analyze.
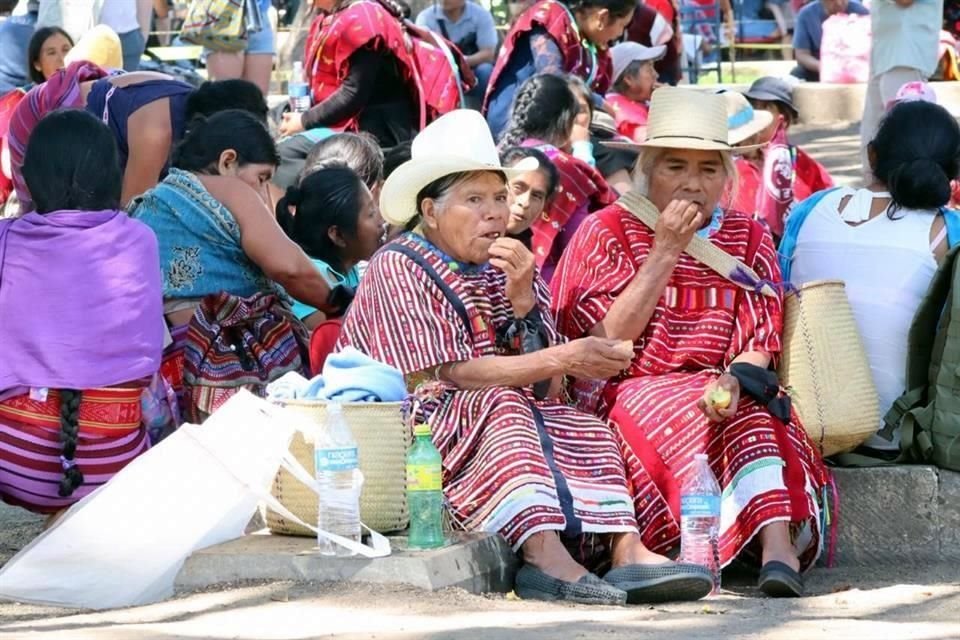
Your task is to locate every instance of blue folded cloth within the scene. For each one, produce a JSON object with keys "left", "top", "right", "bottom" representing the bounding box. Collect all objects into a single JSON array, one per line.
[
  {"left": 312, "top": 347, "right": 406, "bottom": 402},
  {"left": 268, "top": 348, "right": 406, "bottom": 402}
]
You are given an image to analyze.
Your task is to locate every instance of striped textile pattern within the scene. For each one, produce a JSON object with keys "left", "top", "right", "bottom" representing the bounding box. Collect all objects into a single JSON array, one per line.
[
  {"left": 338, "top": 234, "right": 639, "bottom": 551},
  {"left": 552, "top": 204, "right": 831, "bottom": 570}
]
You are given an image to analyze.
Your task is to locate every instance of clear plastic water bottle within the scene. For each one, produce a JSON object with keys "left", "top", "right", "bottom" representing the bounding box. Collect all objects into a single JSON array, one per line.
[
  {"left": 679, "top": 453, "right": 721, "bottom": 594},
  {"left": 406, "top": 424, "right": 445, "bottom": 549},
  {"left": 288, "top": 61, "right": 311, "bottom": 114},
  {"left": 314, "top": 403, "right": 361, "bottom": 556}
]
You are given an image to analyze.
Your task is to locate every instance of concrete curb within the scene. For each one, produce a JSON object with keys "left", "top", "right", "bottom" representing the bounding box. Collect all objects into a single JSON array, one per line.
[
  {"left": 175, "top": 532, "right": 519, "bottom": 594},
  {"left": 832, "top": 467, "right": 960, "bottom": 566}
]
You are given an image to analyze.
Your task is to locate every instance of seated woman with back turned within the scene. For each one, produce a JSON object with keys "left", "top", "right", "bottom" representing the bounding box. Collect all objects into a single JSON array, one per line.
[
  {"left": 782, "top": 101, "right": 960, "bottom": 456},
  {"left": 339, "top": 109, "right": 713, "bottom": 606},
  {"left": 0, "top": 110, "right": 163, "bottom": 516}
]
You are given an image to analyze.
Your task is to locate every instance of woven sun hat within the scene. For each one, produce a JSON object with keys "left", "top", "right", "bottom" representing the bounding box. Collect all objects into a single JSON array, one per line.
[
  {"left": 379, "top": 109, "right": 538, "bottom": 226},
  {"left": 601, "top": 87, "right": 740, "bottom": 153},
  {"left": 610, "top": 42, "right": 666, "bottom": 85},
  {"left": 716, "top": 90, "right": 774, "bottom": 146},
  {"left": 64, "top": 25, "right": 123, "bottom": 71}
]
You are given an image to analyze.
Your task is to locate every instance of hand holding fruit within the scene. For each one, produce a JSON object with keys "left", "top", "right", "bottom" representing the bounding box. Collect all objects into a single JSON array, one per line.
[{"left": 699, "top": 373, "right": 740, "bottom": 422}]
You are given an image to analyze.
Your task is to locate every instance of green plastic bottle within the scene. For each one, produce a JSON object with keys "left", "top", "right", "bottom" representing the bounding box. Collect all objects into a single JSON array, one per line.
[{"left": 406, "top": 424, "right": 445, "bottom": 549}]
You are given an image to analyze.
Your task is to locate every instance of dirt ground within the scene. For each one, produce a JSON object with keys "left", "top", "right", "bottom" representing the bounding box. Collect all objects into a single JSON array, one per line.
[{"left": 0, "top": 564, "right": 958, "bottom": 640}]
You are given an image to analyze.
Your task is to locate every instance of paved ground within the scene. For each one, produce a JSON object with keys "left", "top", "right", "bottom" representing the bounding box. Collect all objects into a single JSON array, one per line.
[
  {"left": 1, "top": 564, "right": 958, "bottom": 639},
  {"left": 790, "top": 121, "right": 862, "bottom": 188}
]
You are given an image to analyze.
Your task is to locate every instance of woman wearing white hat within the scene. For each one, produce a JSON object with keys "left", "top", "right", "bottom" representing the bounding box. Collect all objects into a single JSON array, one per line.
[
  {"left": 552, "top": 88, "right": 831, "bottom": 598},
  {"left": 338, "top": 109, "right": 714, "bottom": 605}
]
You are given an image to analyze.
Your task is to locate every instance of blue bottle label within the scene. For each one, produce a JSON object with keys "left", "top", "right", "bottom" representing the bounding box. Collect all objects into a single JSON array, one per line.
[
  {"left": 315, "top": 446, "right": 358, "bottom": 472},
  {"left": 681, "top": 495, "right": 720, "bottom": 517}
]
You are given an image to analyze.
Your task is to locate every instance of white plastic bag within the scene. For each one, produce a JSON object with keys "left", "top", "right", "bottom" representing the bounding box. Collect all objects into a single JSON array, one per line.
[{"left": 0, "top": 391, "right": 389, "bottom": 610}]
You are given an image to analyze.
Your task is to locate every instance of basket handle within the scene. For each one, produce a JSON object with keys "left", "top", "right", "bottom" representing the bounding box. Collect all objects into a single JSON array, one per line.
[{"left": 262, "top": 448, "right": 392, "bottom": 558}]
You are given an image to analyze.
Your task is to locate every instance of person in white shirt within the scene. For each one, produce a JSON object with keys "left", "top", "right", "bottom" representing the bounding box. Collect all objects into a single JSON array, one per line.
[
  {"left": 97, "top": 0, "right": 153, "bottom": 71},
  {"left": 859, "top": 0, "right": 942, "bottom": 182},
  {"left": 785, "top": 101, "right": 960, "bottom": 455}
]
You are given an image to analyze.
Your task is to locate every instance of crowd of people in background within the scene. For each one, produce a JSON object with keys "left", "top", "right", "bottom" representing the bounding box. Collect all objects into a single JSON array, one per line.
[{"left": 0, "top": 0, "right": 958, "bottom": 610}]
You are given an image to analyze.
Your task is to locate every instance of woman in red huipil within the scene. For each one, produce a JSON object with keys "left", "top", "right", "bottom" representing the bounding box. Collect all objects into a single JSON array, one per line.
[{"left": 279, "top": 0, "right": 474, "bottom": 148}]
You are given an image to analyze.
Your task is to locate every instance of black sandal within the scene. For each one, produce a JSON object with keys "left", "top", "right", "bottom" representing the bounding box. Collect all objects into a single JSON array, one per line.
[
  {"left": 603, "top": 563, "right": 714, "bottom": 604},
  {"left": 514, "top": 565, "right": 627, "bottom": 605},
  {"left": 758, "top": 561, "right": 804, "bottom": 598}
]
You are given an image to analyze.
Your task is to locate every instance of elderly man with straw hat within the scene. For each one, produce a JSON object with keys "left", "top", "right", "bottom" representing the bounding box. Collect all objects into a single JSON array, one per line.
[
  {"left": 338, "top": 109, "right": 715, "bottom": 606},
  {"left": 552, "top": 88, "right": 831, "bottom": 598}
]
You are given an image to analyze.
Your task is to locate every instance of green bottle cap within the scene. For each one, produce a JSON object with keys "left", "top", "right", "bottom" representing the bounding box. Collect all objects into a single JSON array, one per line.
[{"left": 413, "top": 424, "right": 432, "bottom": 437}]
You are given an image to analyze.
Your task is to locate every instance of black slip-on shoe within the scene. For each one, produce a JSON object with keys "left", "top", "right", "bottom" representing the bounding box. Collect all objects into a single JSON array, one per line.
[
  {"left": 758, "top": 561, "right": 804, "bottom": 598},
  {"left": 603, "top": 563, "right": 714, "bottom": 604},
  {"left": 514, "top": 565, "right": 628, "bottom": 605}
]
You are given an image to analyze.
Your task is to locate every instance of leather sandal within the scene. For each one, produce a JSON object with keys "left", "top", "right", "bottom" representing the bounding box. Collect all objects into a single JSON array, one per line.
[{"left": 758, "top": 561, "right": 804, "bottom": 598}]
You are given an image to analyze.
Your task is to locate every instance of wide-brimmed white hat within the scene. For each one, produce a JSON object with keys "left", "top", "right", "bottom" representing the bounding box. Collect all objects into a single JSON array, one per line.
[
  {"left": 610, "top": 42, "right": 667, "bottom": 84},
  {"left": 716, "top": 90, "right": 774, "bottom": 146},
  {"left": 380, "top": 110, "right": 538, "bottom": 226},
  {"left": 602, "top": 87, "right": 757, "bottom": 153}
]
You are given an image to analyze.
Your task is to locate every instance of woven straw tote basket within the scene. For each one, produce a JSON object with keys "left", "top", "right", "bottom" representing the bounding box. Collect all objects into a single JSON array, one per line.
[
  {"left": 618, "top": 193, "right": 880, "bottom": 457},
  {"left": 266, "top": 400, "right": 410, "bottom": 536},
  {"left": 778, "top": 280, "right": 880, "bottom": 456}
]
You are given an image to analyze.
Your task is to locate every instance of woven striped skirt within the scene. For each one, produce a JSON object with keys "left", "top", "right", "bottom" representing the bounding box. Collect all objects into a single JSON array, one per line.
[
  {"left": 422, "top": 386, "right": 639, "bottom": 552},
  {"left": 0, "top": 388, "right": 150, "bottom": 514},
  {"left": 608, "top": 371, "right": 829, "bottom": 571}
]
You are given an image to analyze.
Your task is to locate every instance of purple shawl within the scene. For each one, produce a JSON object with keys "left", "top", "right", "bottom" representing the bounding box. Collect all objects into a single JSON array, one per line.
[{"left": 0, "top": 210, "right": 164, "bottom": 394}]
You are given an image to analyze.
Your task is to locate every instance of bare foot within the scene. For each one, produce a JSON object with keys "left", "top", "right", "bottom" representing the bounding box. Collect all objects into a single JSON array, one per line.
[
  {"left": 610, "top": 532, "right": 672, "bottom": 568},
  {"left": 521, "top": 531, "right": 589, "bottom": 583},
  {"left": 759, "top": 522, "right": 801, "bottom": 572}
]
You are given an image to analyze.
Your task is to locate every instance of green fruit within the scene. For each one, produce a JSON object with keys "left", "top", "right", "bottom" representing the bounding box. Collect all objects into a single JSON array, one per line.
[{"left": 709, "top": 388, "right": 732, "bottom": 410}]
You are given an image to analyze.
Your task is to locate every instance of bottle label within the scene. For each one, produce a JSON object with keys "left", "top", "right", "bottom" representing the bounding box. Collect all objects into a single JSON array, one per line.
[
  {"left": 407, "top": 464, "right": 442, "bottom": 492},
  {"left": 680, "top": 495, "right": 720, "bottom": 517},
  {"left": 315, "top": 446, "right": 358, "bottom": 472}
]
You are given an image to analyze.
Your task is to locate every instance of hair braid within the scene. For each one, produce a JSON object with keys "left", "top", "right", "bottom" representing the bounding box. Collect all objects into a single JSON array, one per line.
[
  {"left": 500, "top": 83, "right": 539, "bottom": 148},
  {"left": 57, "top": 389, "right": 84, "bottom": 498}
]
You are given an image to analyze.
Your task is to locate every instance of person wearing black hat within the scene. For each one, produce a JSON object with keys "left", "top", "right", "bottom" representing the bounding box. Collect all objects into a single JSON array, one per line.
[{"left": 732, "top": 76, "right": 834, "bottom": 242}]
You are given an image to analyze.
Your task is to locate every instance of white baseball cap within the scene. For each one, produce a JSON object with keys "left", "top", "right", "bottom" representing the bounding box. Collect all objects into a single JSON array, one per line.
[{"left": 611, "top": 42, "right": 667, "bottom": 85}]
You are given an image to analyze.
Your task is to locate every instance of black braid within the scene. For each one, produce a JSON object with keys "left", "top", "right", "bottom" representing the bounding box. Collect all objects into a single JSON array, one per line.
[
  {"left": 372, "top": 0, "right": 407, "bottom": 21},
  {"left": 57, "top": 389, "right": 84, "bottom": 498},
  {"left": 499, "top": 82, "right": 540, "bottom": 148},
  {"left": 499, "top": 75, "right": 578, "bottom": 149}
]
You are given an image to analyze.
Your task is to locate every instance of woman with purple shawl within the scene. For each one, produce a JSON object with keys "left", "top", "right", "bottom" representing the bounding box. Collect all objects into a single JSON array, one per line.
[{"left": 0, "top": 110, "right": 164, "bottom": 516}]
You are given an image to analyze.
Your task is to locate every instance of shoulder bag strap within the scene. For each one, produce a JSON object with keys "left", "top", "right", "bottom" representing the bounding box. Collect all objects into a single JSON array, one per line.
[
  {"left": 384, "top": 244, "right": 471, "bottom": 333},
  {"left": 617, "top": 192, "right": 777, "bottom": 297}
]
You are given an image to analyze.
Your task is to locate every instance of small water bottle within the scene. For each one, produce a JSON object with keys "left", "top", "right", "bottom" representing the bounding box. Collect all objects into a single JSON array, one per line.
[
  {"left": 288, "top": 61, "right": 311, "bottom": 113},
  {"left": 314, "top": 403, "right": 362, "bottom": 556},
  {"left": 406, "top": 424, "right": 445, "bottom": 549},
  {"left": 679, "top": 453, "right": 721, "bottom": 594}
]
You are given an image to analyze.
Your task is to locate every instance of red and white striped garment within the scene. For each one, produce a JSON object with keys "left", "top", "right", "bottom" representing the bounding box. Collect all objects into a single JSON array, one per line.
[
  {"left": 551, "top": 205, "right": 830, "bottom": 571},
  {"left": 0, "top": 388, "right": 150, "bottom": 514},
  {"left": 338, "top": 234, "right": 638, "bottom": 550}
]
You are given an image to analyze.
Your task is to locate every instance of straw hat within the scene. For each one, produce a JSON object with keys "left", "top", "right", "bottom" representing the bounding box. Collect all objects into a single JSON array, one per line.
[
  {"left": 601, "top": 87, "right": 740, "bottom": 153},
  {"left": 65, "top": 25, "right": 123, "bottom": 70},
  {"left": 379, "top": 110, "right": 538, "bottom": 226},
  {"left": 716, "top": 90, "right": 774, "bottom": 146}
]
